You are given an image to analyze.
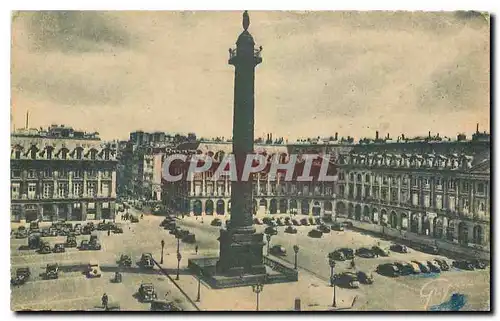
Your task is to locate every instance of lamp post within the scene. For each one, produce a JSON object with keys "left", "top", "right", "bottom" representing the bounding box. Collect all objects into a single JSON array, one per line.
[
  {"left": 176, "top": 252, "right": 182, "bottom": 280},
  {"left": 293, "top": 245, "right": 299, "bottom": 270},
  {"left": 176, "top": 235, "right": 180, "bottom": 254},
  {"left": 196, "top": 270, "right": 203, "bottom": 302},
  {"left": 328, "top": 258, "right": 337, "bottom": 307},
  {"left": 160, "top": 239, "right": 165, "bottom": 264},
  {"left": 266, "top": 234, "right": 272, "bottom": 255},
  {"left": 252, "top": 281, "right": 264, "bottom": 311}
]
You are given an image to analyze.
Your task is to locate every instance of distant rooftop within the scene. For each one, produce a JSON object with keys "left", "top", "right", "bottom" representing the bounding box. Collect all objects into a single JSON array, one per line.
[{"left": 12, "top": 124, "right": 101, "bottom": 140}]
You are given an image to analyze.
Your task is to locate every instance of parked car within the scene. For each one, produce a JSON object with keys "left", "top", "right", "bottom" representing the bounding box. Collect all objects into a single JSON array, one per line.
[
  {"left": 342, "top": 221, "right": 354, "bottom": 228},
  {"left": 300, "top": 218, "right": 310, "bottom": 226},
  {"left": 392, "top": 262, "right": 414, "bottom": 276},
  {"left": 269, "top": 245, "right": 287, "bottom": 256},
  {"left": 268, "top": 220, "right": 278, "bottom": 227},
  {"left": 318, "top": 224, "right": 331, "bottom": 233},
  {"left": 138, "top": 283, "right": 158, "bottom": 302},
  {"left": 53, "top": 243, "right": 66, "bottom": 253},
  {"left": 211, "top": 218, "right": 222, "bottom": 227},
  {"left": 16, "top": 229, "right": 28, "bottom": 239},
  {"left": 371, "top": 245, "right": 390, "bottom": 257},
  {"left": 175, "top": 229, "right": 190, "bottom": 239},
  {"left": 160, "top": 218, "right": 169, "bottom": 227},
  {"left": 452, "top": 260, "right": 475, "bottom": 271},
  {"left": 182, "top": 233, "right": 196, "bottom": 244},
  {"left": 471, "top": 259, "right": 488, "bottom": 269},
  {"left": 315, "top": 217, "right": 325, "bottom": 225},
  {"left": 308, "top": 217, "right": 316, "bottom": 225},
  {"left": 376, "top": 263, "right": 400, "bottom": 277},
  {"left": 357, "top": 271, "right": 374, "bottom": 284},
  {"left": 89, "top": 239, "right": 102, "bottom": 251},
  {"left": 291, "top": 219, "right": 301, "bottom": 226},
  {"left": 141, "top": 253, "right": 155, "bottom": 269},
  {"left": 45, "top": 264, "right": 59, "bottom": 280},
  {"left": 264, "top": 226, "right": 278, "bottom": 236},
  {"left": 356, "top": 247, "right": 376, "bottom": 258},
  {"left": 166, "top": 222, "right": 177, "bottom": 231},
  {"left": 333, "top": 272, "right": 360, "bottom": 288},
  {"left": 253, "top": 218, "right": 263, "bottom": 225},
  {"left": 82, "top": 225, "right": 92, "bottom": 235},
  {"left": 131, "top": 216, "right": 139, "bottom": 223},
  {"left": 426, "top": 261, "right": 441, "bottom": 273},
  {"left": 28, "top": 233, "right": 41, "bottom": 249},
  {"left": 86, "top": 262, "right": 102, "bottom": 278},
  {"left": 66, "top": 236, "right": 77, "bottom": 248},
  {"left": 407, "top": 261, "right": 422, "bottom": 274},
  {"left": 331, "top": 223, "right": 344, "bottom": 231},
  {"left": 308, "top": 229, "right": 323, "bottom": 238},
  {"left": 150, "top": 300, "right": 182, "bottom": 311},
  {"left": 79, "top": 240, "right": 90, "bottom": 251},
  {"left": 338, "top": 248, "right": 355, "bottom": 259},
  {"left": 11, "top": 267, "right": 31, "bottom": 286},
  {"left": 113, "top": 225, "right": 124, "bottom": 234},
  {"left": 390, "top": 244, "right": 409, "bottom": 253},
  {"left": 329, "top": 250, "right": 346, "bottom": 261},
  {"left": 434, "top": 259, "right": 450, "bottom": 271},
  {"left": 285, "top": 226, "right": 298, "bottom": 234},
  {"left": 412, "top": 260, "right": 430, "bottom": 273},
  {"left": 419, "top": 244, "right": 439, "bottom": 255},
  {"left": 118, "top": 254, "right": 133, "bottom": 267},
  {"left": 170, "top": 227, "right": 181, "bottom": 235},
  {"left": 73, "top": 226, "right": 82, "bottom": 236},
  {"left": 276, "top": 218, "right": 285, "bottom": 226},
  {"left": 262, "top": 217, "right": 273, "bottom": 225},
  {"left": 97, "top": 222, "right": 108, "bottom": 231},
  {"left": 39, "top": 241, "right": 52, "bottom": 254},
  {"left": 284, "top": 217, "right": 292, "bottom": 226}
]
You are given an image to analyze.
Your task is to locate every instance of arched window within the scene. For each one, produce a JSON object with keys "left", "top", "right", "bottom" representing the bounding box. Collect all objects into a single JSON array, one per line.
[
  {"left": 30, "top": 149, "right": 37, "bottom": 160},
  {"left": 75, "top": 148, "right": 83, "bottom": 160},
  {"left": 15, "top": 150, "right": 21, "bottom": 159}
]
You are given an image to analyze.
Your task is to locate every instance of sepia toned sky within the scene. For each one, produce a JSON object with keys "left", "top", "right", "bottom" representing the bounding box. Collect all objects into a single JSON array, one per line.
[{"left": 11, "top": 11, "right": 490, "bottom": 141}]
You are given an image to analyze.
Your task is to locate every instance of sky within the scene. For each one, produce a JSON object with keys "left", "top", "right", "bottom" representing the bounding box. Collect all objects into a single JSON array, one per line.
[{"left": 11, "top": 11, "right": 490, "bottom": 141}]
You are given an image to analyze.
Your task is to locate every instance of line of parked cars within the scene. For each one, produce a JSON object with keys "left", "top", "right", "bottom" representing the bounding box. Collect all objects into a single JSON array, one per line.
[
  {"left": 161, "top": 216, "right": 196, "bottom": 243},
  {"left": 377, "top": 258, "right": 488, "bottom": 277},
  {"left": 332, "top": 271, "right": 374, "bottom": 288}
]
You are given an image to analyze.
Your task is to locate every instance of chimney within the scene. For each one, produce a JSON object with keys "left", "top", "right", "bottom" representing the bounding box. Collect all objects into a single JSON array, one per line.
[
  {"left": 428, "top": 131, "right": 431, "bottom": 138},
  {"left": 270, "top": 133, "right": 273, "bottom": 142},
  {"left": 476, "top": 123, "right": 479, "bottom": 133},
  {"left": 266, "top": 133, "right": 269, "bottom": 142},
  {"left": 376, "top": 131, "right": 379, "bottom": 140},
  {"left": 387, "top": 133, "right": 390, "bottom": 139},
  {"left": 335, "top": 132, "right": 338, "bottom": 140},
  {"left": 25, "top": 110, "right": 29, "bottom": 129},
  {"left": 402, "top": 133, "right": 405, "bottom": 140}
]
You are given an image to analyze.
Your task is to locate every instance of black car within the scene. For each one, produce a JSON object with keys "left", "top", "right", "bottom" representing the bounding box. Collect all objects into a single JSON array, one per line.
[
  {"left": 264, "top": 226, "right": 278, "bottom": 236},
  {"left": 182, "top": 233, "right": 196, "bottom": 244},
  {"left": 138, "top": 283, "right": 158, "bottom": 302},
  {"left": 150, "top": 300, "right": 182, "bottom": 311},
  {"left": 113, "top": 225, "right": 124, "bottom": 234},
  {"left": 471, "top": 259, "right": 488, "bottom": 269},
  {"left": 39, "top": 241, "right": 52, "bottom": 254},
  {"left": 315, "top": 217, "right": 324, "bottom": 225},
  {"left": 329, "top": 250, "right": 346, "bottom": 261},
  {"left": 28, "top": 233, "right": 42, "bottom": 249},
  {"left": 376, "top": 263, "right": 400, "bottom": 277},
  {"left": 419, "top": 244, "right": 439, "bottom": 255},
  {"left": 331, "top": 223, "right": 344, "bottom": 231},
  {"left": 276, "top": 218, "right": 285, "bottom": 226},
  {"left": 338, "top": 248, "right": 355, "bottom": 259},
  {"left": 427, "top": 261, "right": 441, "bottom": 273},
  {"left": 118, "top": 254, "right": 132, "bottom": 267},
  {"left": 308, "top": 229, "right": 323, "bottom": 238},
  {"left": 82, "top": 226, "right": 92, "bottom": 235},
  {"left": 211, "top": 218, "right": 222, "bottom": 226},
  {"left": 79, "top": 240, "right": 90, "bottom": 251},
  {"left": 390, "top": 244, "right": 409, "bottom": 253},
  {"left": 356, "top": 247, "right": 376, "bottom": 258},
  {"left": 357, "top": 271, "right": 374, "bottom": 284},
  {"left": 371, "top": 246, "right": 390, "bottom": 257},
  {"left": 131, "top": 216, "right": 139, "bottom": 223},
  {"left": 66, "top": 236, "right": 77, "bottom": 248},
  {"left": 291, "top": 219, "right": 301, "bottom": 226},
  {"left": 300, "top": 218, "right": 310, "bottom": 226},
  {"left": 318, "top": 224, "right": 331, "bottom": 233},
  {"left": 284, "top": 226, "right": 298, "bottom": 234},
  {"left": 45, "top": 264, "right": 59, "bottom": 280},
  {"left": 411, "top": 260, "right": 430, "bottom": 273},
  {"left": 141, "top": 253, "right": 155, "bottom": 269},
  {"left": 269, "top": 245, "right": 287, "bottom": 256},
  {"left": 392, "top": 262, "right": 414, "bottom": 276},
  {"left": 452, "top": 260, "right": 475, "bottom": 271},
  {"left": 97, "top": 222, "right": 108, "bottom": 231},
  {"left": 342, "top": 221, "right": 354, "bottom": 228},
  {"left": 11, "top": 267, "right": 31, "bottom": 286},
  {"left": 333, "top": 272, "right": 360, "bottom": 288},
  {"left": 434, "top": 259, "right": 450, "bottom": 271},
  {"left": 53, "top": 243, "right": 66, "bottom": 253},
  {"left": 262, "top": 217, "right": 273, "bottom": 225}
]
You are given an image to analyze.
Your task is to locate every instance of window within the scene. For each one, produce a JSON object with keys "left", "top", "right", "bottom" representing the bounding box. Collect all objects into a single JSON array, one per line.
[
  {"left": 43, "top": 168, "right": 52, "bottom": 178},
  {"left": 436, "top": 195, "right": 443, "bottom": 209},
  {"left": 88, "top": 169, "right": 97, "bottom": 178},
  {"left": 411, "top": 177, "right": 418, "bottom": 187},
  {"left": 357, "top": 174, "right": 362, "bottom": 182},
  {"left": 477, "top": 183, "right": 485, "bottom": 194},
  {"left": 338, "top": 172, "right": 345, "bottom": 181},
  {"left": 478, "top": 201, "right": 485, "bottom": 213},
  {"left": 449, "top": 196, "right": 456, "bottom": 211},
  {"left": 11, "top": 183, "right": 20, "bottom": 199},
  {"left": 28, "top": 170, "right": 36, "bottom": 179},
  {"left": 73, "top": 170, "right": 82, "bottom": 179},
  {"left": 11, "top": 169, "right": 21, "bottom": 178},
  {"left": 365, "top": 174, "right": 370, "bottom": 183},
  {"left": 90, "top": 150, "right": 97, "bottom": 160},
  {"left": 448, "top": 180, "right": 456, "bottom": 190},
  {"left": 101, "top": 182, "right": 110, "bottom": 197},
  {"left": 58, "top": 183, "right": 68, "bottom": 198},
  {"left": 391, "top": 189, "right": 398, "bottom": 202},
  {"left": 382, "top": 176, "right": 388, "bottom": 185},
  {"left": 102, "top": 170, "right": 110, "bottom": 178},
  {"left": 30, "top": 149, "right": 37, "bottom": 160},
  {"left": 58, "top": 169, "right": 68, "bottom": 178},
  {"left": 46, "top": 148, "right": 53, "bottom": 160},
  {"left": 381, "top": 188, "right": 388, "bottom": 200},
  {"left": 423, "top": 178, "right": 430, "bottom": 188},
  {"left": 104, "top": 150, "right": 110, "bottom": 160},
  {"left": 43, "top": 183, "right": 53, "bottom": 199},
  {"left": 435, "top": 178, "right": 442, "bottom": 189},
  {"left": 349, "top": 173, "right": 354, "bottom": 181},
  {"left": 61, "top": 149, "right": 68, "bottom": 160},
  {"left": 87, "top": 182, "right": 96, "bottom": 197},
  {"left": 412, "top": 193, "right": 419, "bottom": 206},
  {"left": 28, "top": 183, "right": 37, "bottom": 199},
  {"left": 73, "top": 183, "right": 83, "bottom": 197},
  {"left": 424, "top": 194, "right": 430, "bottom": 208},
  {"left": 462, "top": 182, "right": 469, "bottom": 193},
  {"left": 462, "top": 199, "right": 469, "bottom": 212},
  {"left": 76, "top": 148, "right": 83, "bottom": 160},
  {"left": 15, "top": 150, "right": 21, "bottom": 159}
]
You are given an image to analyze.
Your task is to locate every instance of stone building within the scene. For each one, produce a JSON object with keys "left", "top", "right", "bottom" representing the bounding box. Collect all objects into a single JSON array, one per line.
[{"left": 10, "top": 125, "right": 117, "bottom": 222}]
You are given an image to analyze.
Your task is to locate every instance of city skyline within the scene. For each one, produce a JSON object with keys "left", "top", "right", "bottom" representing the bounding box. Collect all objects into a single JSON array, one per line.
[{"left": 12, "top": 11, "right": 490, "bottom": 141}]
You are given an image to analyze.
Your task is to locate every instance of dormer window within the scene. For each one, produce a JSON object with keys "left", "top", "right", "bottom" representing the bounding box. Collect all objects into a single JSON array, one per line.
[
  {"left": 46, "top": 148, "right": 53, "bottom": 160},
  {"left": 76, "top": 148, "right": 83, "bottom": 160},
  {"left": 61, "top": 149, "right": 68, "bottom": 160},
  {"left": 104, "top": 150, "right": 110, "bottom": 160},
  {"left": 90, "top": 149, "right": 97, "bottom": 160},
  {"left": 15, "top": 150, "right": 21, "bottom": 159},
  {"left": 30, "top": 149, "right": 37, "bottom": 160}
]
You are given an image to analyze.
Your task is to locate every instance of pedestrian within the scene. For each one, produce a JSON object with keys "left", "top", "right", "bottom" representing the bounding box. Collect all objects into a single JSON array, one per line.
[
  {"left": 350, "top": 258, "right": 356, "bottom": 269},
  {"left": 195, "top": 245, "right": 199, "bottom": 254},
  {"left": 107, "top": 228, "right": 111, "bottom": 236},
  {"left": 102, "top": 293, "right": 109, "bottom": 310}
]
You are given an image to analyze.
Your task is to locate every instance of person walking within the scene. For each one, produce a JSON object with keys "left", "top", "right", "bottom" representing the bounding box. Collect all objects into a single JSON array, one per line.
[
  {"left": 102, "top": 293, "right": 109, "bottom": 310},
  {"left": 195, "top": 245, "right": 199, "bottom": 254}
]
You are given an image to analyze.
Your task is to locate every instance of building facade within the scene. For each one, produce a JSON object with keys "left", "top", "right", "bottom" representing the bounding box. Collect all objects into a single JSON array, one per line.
[{"left": 10, "top": 125, "right": 118, "bottom": 222}]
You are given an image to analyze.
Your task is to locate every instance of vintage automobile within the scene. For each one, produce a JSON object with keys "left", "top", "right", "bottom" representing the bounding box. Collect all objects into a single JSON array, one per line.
[
  {"left": 176, "top": 229, "right": 190, "bottom": 239},
  {"left": 150, "top": 300, "right": 182, "bottom": 311},
  {"left": 262, "top": 217, "right": 273, "bottom": 225},
  {"left": 165, "top": 222, "right": 177, "bottom": 231},
  {"left": 276, "top": 218, "right": 285, "bottom": 226},
  {"left": 79, "top": 240, "right": 90, "bottom": 251},
  {"left": 182, "top": 233, "right": 196, "bottom": 244},
  {"left": 97, "top": 222, "right": 109, "bottom": 231},
  {"left": 112, "top": 271, "right": 123, "bottom": 283},
  {"left": 342, "top": 221, "right": 354, "bottom": 228},
  {"left": 427, "top": 261, "right": 442, "bottom": 273},
  {"left": 328, "top": 250, "right": 346, "bottom": 261},
  {"left": 45, "top": 264, "right": 59, "bottom": 280},
  {"left": 412, "top": 260, "right": 430, "bottom": 273},
  {"left": 333, "top": 272, "right": 360, "bottom": 288},
  {"left": 264, "top": 226, "right": 278, "bottom": 236},
  {"left": 318, "top": 224, "right": 331, "bottom": 233},
  {"left": 86, "top": 262, "right": 102, "bottom": 278},
  {"left": 284, "top": 226, "right": 298, "bottom": 234},
  {"left": 337, "top": 248, "right": 355, "bottom": 260},
  {"left": 53, "top": 243, "right": 66, "bottom": 253},
  {"left": 170, "top": 227, "right": 181, "bottom": 235},
  {"left": 407, "top": 261, "right": 422, "bottom": 274},
  {"left": 392, "top": 262, "right": 414, "bottom": 276},
  {"left": 113, "top": 225, "right": 124, "bottom": 234},
  {"left": 82, "top": 225, "right": 92, "bottom": 235},
  {"left": 16, "top": 229, "right": 28, "bottom": 239},
  {"left": 315, "top": 217, "right": 325, "bottom": 225},
  {"left": 308, "top": 229, "right": 323, "bottom": 238},
  {"left": 65, "top": 236, "right": 77, "bottom": 248},
  {"left": 29, "top": 221, "right": 40, "bottom": 231},
  {"left": 452, "top": 260, "right": 475, "bottom": 271},
  {"left": 253, "top": 218, "right": 263, "bottom": 225},
  {"left": 28, "top": 233, "right": 42, "bottom": 249},
  {"left": 138, "top": 283, "right": 158, "bottom": 302},
  {"left": 283, "top": 217, "right": 292, "bottom": 226},
  {"left": 11, "top": 267, "right": 31, "bottom": 286},
  {"left": 41, "top": 228, "right": 50, "bottom": 237},
  {"left": 390, "top": 244, "right": 409, "bottom": 253},
  {"left": 471, "top": 259, "right": 488, "bottom": 269},
  {"left": 356, "top": 247, "right": 376, "bottom": 258},
  {"left": 357, "top": 271, "right": 374, "bottom": 284},
  {"left": 300, "top": 218, "right": 311, "bottom": 226},
  {"left": 118, "top": 254, "right": 133, "bottom": 267},
  {"left": 419, "top": 244, "right": 439, "bottom": 255},
  {"left": 72, "top": 226, "right": 82, "bottom": 236},
  {"left": 291, "top": 219, "right": 301, "bottom": 226},
  {"left": 160, "top": 218, "right": 169, "bottom": 227},
  {"left": 331, "top": 223, "right": 344, "bottom": 231},
  {"left": 88, "top": 239, "right": 102, "bottom": 251},
  {"left": 371, "top": 245, "right": 390, "bottom": 257},
  {"left": 269, "top": 245, "right": 287, "bottom": 257},
  {"left": 376, "top": 263, "right": 400, "bottom": 277},
  {"left": 268, "top": 220, "right": 278, "bottom": 227},
  {"left": 141, "top": 253, "right": 155, "bottom": 269},
  {"left": 39, "top": 241, "right": 52, "bottom": 254},
  {"left": 211, "top": 218, "right": 222, "bottom": 226},
  {"left": 131, "top": 216, "right": 140, "bottom": 223},
  {"left": 57, "top": 228, "right": 69, "bottom": 237}
]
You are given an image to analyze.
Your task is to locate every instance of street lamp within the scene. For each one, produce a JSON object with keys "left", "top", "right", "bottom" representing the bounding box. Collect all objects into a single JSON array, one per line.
[
  {"left": 252, "top": 281, "right": 264, "bottom": 311},
  {"left": 266, "top": 234, "right": 272, "bottom": 255},
  {"left": 176, "top": 252, "right": 182, "bottom": 280},
  {"left": 196, "top": 270, "right": 203, "bottom": 302},
  {"left": 160, "top": 239, "right": 165, "bottom": 264},
  {"left": 328, "top": 258, "right": 337, "bottom": 307},
  {"left": 293, "top": 245, "right": 299, "bottom": 270},
  {"left": 176, "top": 235, "right": 181, "bottom": 254}
]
